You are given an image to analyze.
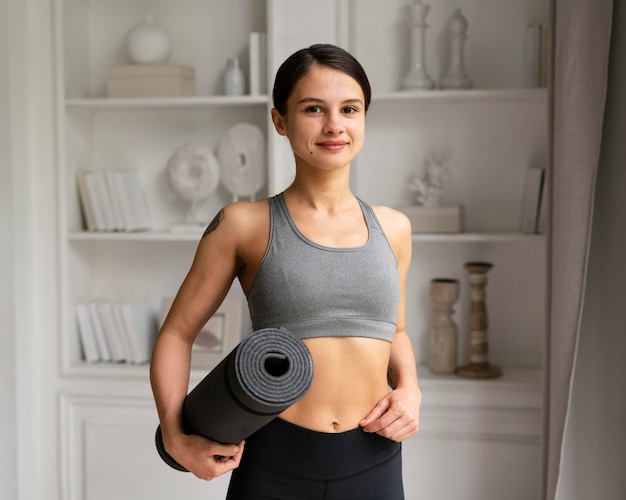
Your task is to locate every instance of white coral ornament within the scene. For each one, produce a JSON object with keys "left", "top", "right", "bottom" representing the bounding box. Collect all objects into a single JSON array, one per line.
[{"left": 408, "top": 150, "right": 456, "bottom": 206}]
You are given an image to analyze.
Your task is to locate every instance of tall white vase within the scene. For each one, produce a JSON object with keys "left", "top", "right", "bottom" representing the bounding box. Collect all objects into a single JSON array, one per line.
[
  {"left": 402, "top": 0, "right": 435, "bottom": 90},
  {"left": 428, "top": 278, "right": 460, "bottom": 374}
]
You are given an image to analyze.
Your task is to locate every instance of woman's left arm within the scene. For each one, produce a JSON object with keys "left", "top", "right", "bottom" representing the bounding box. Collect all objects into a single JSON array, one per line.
[{"left": 360, "top": 208, "right": 421, "bottom": 441}]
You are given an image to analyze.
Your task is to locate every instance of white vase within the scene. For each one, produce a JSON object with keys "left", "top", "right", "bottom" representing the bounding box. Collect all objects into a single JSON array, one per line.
[
  {"left": 224, "top": 58, "right": 245, "bottom": 96},
  {"left": 428, "top": 278, "right": 459, "bottom": 374},
  {"left": 126, "top": 14, "right": 172, "bottom": 65}
]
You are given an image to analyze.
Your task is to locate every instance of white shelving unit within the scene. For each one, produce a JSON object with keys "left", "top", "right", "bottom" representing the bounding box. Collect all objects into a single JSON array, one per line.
[
  {"left": 52, "top": 0, "right": 549, "bottom": 498},
  {"left": 65, "top": 95, "right": 269, "bottom": 109}
]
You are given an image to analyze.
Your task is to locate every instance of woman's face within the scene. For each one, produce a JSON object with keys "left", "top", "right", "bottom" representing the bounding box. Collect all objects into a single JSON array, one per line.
[{"left": 272, "top": 64, "right": 366, "bottom": 172}]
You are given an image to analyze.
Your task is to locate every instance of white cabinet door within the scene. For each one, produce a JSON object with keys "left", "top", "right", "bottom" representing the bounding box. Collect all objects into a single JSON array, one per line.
[{"left": 61, "top": 395, "right": 232, "bottom": 500}]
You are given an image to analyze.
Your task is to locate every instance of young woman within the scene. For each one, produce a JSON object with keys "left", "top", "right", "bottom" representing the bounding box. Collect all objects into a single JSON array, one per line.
[{"left": 150, "top": 44, "right": 421, "bottom": 499}]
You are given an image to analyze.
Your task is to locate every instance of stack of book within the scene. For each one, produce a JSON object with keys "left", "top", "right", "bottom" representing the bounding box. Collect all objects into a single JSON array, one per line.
[
  {"left": 77, "top": 169, "right": 152, "bottom": 232},
  {"left": 75, "top": 300, "right": 158, "bottom": 364}
]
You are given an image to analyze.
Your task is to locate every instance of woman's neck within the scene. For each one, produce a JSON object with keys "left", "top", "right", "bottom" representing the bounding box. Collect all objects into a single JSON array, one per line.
[
  {"left": 286, "top": 162, "right": 354, "bottom": 211},
  {"left": 284, "top": 183, "right": 355, "bottom": 214}
]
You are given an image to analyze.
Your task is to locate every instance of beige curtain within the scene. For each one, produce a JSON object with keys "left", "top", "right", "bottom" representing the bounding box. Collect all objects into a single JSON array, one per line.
[{"left": 542, "top": 1, "right": 614, "bottom": 498}]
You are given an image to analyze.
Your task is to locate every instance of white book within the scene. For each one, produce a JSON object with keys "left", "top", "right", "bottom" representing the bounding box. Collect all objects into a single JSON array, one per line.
[
  {"left": 520, "top": 166, "right": 545, "bottom": 234},
  {"left": 120, "top": 301, "right": 157, "bottom": 364},
  {"left": 536, "top": 173, "right": 548, "bottom": 234},
  {"left": 113, "top": 170, "right": 151, "bottom": 231},
  {"left": 249, "top": 32, "right": 267, "bottom": 95},
  {"left": 110, "top": 170, "right": 133, "bottom": 231},
  {"left": 77, "top": 170, "right": 107, "bottom": 231},
  {"left": 112, "top": 303, "right": 135, "bottom": 362},
  {"left": 92, "top": 171, "right": 116, "bottom": 231},
  {"left": 97, "top": 302, "right": 126, "bottom": 362},
  {"left": 104, "top": 170, "right": 125, "bottom": 231},
  {"left": 259, "top": 33, "right": 267, "bottom": 95},
  {"left": 87, "top": 301, "right": 112, "bottom": 362},
  {"left": 76, "top": 302, "right": 101, "bottom": 362},
  {"left": 76, "top": 170, "right": 97, "bottom": 231}
]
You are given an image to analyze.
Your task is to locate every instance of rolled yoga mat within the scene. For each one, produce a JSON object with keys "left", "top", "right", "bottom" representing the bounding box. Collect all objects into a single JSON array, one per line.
[{"left": 155, "top": 327, "right": 314, "bottom": 471}]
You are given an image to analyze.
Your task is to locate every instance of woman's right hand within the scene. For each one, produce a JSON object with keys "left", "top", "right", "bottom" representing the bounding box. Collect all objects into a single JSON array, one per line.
[{"left": 165, "top": 432, "right": 245, "bottom": 480}]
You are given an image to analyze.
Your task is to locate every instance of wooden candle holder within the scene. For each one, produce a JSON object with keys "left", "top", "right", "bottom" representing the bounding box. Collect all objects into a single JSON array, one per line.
[{"left": 456, "top": 262, "right": 502, "bottom": 378}]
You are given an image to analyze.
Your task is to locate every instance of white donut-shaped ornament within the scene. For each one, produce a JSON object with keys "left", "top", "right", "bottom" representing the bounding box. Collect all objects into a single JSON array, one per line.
[
  {"left": 166, "top": 144, "right": 220, "bottom": 202},
  {"left": 216, "top": 123, "right": 266, "bottom": 201}
]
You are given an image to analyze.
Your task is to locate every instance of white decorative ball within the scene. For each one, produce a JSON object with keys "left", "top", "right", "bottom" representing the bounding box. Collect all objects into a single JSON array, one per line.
[{"left": 126, "top": 14, "right": 172, "bottom": 65}]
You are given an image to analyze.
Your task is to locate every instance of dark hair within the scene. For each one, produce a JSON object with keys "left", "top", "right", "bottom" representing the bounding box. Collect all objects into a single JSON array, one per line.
[{"left": 272, "top": 44, "right": 372, "bottom": 116}]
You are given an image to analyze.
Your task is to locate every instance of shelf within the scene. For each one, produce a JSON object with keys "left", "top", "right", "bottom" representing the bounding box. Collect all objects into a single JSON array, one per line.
[
  {"left": 64, "top": 89, "right": 546, "bottom": 111},
  {"left": 64, "top": 359, "right": 541, "bottom": 396},
  {"left": 419, "top": 364, "right": 541, "bottom": 385},
  {"left": 68, "top": 231, "right": 546, "bottom": 244},
  {"left": 65, "top": 95, "right": 269, "bottom": 110},
  {"left": 372, "top": 88, "right": 547, "bottom": 104},
  {"left": 417, "top": 364, "right": 542, "bottom": 410},
  {"left": 411, "top": 233, "right": 545, "bottom": 243},
  {"left": 65, "top": 362, "right": 219, "bottom": 382},
  {"left": 65, "top": 361, "right": 151, "bottom": 380},
  {"left": 69, "top": 231, "right": 204, "bottom": 242}
]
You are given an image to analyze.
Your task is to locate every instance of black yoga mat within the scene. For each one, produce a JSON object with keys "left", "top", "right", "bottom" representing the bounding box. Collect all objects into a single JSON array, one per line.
[{"left": 155, "top": 327, "right": 314, "bottom": 471}]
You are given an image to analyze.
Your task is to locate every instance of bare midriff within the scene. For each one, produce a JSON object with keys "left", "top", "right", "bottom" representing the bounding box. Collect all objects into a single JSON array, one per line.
[{"left": 279, "top": 336, "right": 392, "bottom": 433}]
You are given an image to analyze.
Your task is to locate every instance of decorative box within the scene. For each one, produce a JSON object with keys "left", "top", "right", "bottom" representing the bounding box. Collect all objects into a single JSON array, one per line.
[
  {"left": 107, "top": 64, "right": 196, "bottom": 98},
  {"left": 398, "top": 205, "right": 464, "bottom": 233}
]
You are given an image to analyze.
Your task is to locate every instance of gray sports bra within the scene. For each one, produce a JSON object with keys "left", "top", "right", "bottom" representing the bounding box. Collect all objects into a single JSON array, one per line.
[{"left": 246, "top": 193, "right": 400, "bottom": 342}]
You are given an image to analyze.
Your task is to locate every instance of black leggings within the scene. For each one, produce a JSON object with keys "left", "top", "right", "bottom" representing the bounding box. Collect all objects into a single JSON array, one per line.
[{"left": 226, "top": 418, "right": 404, "bottom": 500}]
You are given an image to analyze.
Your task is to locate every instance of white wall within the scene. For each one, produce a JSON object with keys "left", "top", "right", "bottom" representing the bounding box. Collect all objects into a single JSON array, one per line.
[
  {"left": 0, "top": 0, "right": 18, "bottom": 497},
  {"left": 557, "top": 2, "right": 626, "bottom": 498}
]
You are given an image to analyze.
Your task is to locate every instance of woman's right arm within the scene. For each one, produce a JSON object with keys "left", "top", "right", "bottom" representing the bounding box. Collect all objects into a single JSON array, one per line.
[{"left": 149, "top": 206, "right": 246, "bottom": 480}]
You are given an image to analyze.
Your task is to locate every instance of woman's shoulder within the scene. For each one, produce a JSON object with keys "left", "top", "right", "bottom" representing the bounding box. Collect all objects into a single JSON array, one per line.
[
  {"left": 367, "top": 204, "right": 412, "bottom": 264},
  {"left": 198, "top": 199, "right": 270, "bottom": 261},
  {"left": 216, "top": 198, "right": 270, "bottom": 239},
  {"left": 368, "top": 204, "right": 411, "bottom": 237},
  {"left": 222, "top": 198, "right": 269, "bottom": 220}
]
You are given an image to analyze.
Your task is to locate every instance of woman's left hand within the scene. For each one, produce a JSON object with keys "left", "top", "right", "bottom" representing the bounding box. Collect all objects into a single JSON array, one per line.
[{"left": 359, "top": 386, "right": 421, "bottom": 442}]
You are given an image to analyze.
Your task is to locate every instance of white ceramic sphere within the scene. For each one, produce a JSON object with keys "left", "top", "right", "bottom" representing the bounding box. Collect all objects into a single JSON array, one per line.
[{"left": 126, "top": 14, "right": 172, "bottom": 65}]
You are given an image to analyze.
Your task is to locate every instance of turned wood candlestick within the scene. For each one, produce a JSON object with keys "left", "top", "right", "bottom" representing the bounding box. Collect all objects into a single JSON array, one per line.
[
  {"left": 429, "top": 278, "right": 459, "bottom": 374},
  {"left": 456, "top": 262, "right": 502, "bottom": 378}
]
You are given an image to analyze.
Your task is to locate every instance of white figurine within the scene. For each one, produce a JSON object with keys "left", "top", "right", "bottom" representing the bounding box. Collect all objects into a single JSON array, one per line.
[
  {"left": 408, "top": 149, "right": 455, "bottom": 206},
  {"left": 402, "top": 0, "right": 435, "bottom": 90},
  {"left": 441, "top": 9, "right": 473, "bottom": 90}
]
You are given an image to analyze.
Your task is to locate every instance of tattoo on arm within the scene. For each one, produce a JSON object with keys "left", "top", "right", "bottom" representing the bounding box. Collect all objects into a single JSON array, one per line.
[{"left": 203, "top": 208, "right": 225, "bottom": 238}]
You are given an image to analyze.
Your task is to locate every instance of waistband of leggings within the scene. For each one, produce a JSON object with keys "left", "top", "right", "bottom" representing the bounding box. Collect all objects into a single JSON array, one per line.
[{"left": 243, "top": 417, "right": 402, "bottom": 481}]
